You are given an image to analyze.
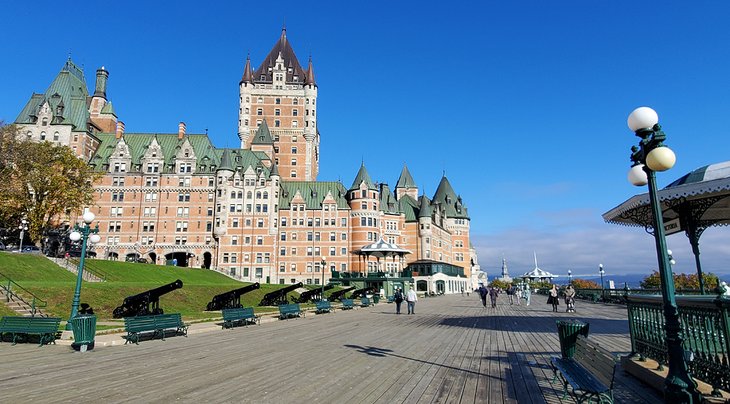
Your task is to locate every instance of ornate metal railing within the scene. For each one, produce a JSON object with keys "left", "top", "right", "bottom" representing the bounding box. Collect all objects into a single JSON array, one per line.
[{"left": 626, "top": 293, "right": 730, "bottom": 396}]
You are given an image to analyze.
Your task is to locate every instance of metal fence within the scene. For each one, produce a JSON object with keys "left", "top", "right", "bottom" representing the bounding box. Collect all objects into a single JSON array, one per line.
[{"left": 625, "top": 294, "right": 730, "bottom": 396}]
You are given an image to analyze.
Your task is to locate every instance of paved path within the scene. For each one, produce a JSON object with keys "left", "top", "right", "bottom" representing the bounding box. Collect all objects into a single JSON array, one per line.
[{"left": 0, "top": 295, "right": 661, "bottom": 403}]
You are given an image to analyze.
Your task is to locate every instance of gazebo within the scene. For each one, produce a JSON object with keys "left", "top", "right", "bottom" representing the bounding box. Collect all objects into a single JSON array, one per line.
[
  {"left": 353, "top": 238, "right": 411, "bottom": 276},
  {"left": 520, "top": 253, "right": 556, "bottom": 283},
  {"left": 603, "top": 161, "right": 730, "bottom": 294}
]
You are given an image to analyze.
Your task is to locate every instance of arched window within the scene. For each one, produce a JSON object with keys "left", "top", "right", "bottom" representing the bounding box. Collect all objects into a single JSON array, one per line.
[
  {"left": 247, "top": 191, "right": 252, "bottom": 199},
  {"left": 53, "top": 132, "right": 59, "bottom": 141},
  {"left": 256, "top": 191, "right": 262, "bottom": 199},
  {"left": 263, "top": 192, "right": 268, "bottom": 199},
  {"left": 40, "top": 131, "right": 46, "bottom": 140}
]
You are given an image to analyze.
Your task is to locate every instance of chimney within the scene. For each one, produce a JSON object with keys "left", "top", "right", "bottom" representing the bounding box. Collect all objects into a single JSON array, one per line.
[
  {"left": 178, "top": 122, "right": 186, "bottom": 139},
  {"left": 115, "top": 121, "right": 125, "bottom": 139},
  {"left": 94, "top": 66, "right": 109, "bottom": 99}
]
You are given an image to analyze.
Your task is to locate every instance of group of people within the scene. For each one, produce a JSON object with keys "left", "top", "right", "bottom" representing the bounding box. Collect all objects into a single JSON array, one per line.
[
  {"left": 476, "top": 283, "right": 577, "bottom": 312},
  {"left": 392, "top": 287, "right": 418, "bottom": 314}
]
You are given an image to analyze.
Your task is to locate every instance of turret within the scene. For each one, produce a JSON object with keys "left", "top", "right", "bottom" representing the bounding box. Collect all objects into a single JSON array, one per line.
[{"left": 94, "top": 67, "right": 109, "bottom": 98}]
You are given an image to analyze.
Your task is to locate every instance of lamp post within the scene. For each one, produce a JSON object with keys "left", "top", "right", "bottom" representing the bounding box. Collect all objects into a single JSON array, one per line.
[
  {"left": 599, "top": 264, "right": 605, "bottom": 299},
  {"left": 66, "top": 210, "right": 100, "bottom": 330},
  {"left": 18, "top": 218, "right": 28, "bottom": 252},
  {"left": 626, "top": 107, "right": 700, "bottom": 402},
  {"left": 568, "top": 269, "right": 572, "bottom": 284},
  {"left": 320, "top": 256, "right": 327, "bottom": 301}
]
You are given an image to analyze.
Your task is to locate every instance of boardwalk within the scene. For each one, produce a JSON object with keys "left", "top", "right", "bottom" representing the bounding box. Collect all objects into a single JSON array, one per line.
[{"left": 0, "top": 295, "right": 661, "bottom": 403}]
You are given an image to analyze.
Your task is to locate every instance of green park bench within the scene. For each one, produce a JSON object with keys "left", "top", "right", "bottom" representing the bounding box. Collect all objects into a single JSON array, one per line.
[
  {"left": 221, "top": 307, "right": 260, "bottom": 329},
  {"left": 360, "top": 297, "right": 372, "bottom": 307},
  {"left": 386, "top": 295, "right": 395, "bottom": 303},
  {"left": 341, "top": 299, "right": 354, "bottom": 310},
  {"left": 278, "top": 303, "right": 304, "bottom": 320},
  {"left": 123, "top": 313, "right": 188, "bottom": 345},
  {"left": 551, "top": 335, "right": 617, "bottom": 403},
  {"left": 0, "top": 316, "right": 61, "bottom": 346},
  {"left": 315, "top": 301, "right": 333, "bottom": 314}
]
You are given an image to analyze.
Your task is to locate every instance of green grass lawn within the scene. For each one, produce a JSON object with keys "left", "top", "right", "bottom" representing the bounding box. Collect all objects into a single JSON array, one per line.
[{"left": 0, "top": 252, "right": 324, "bottom": 321}]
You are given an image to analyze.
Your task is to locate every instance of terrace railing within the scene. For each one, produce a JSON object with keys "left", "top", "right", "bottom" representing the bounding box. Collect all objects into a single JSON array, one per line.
[
  {"left": 626, "top": 293, "right": 730, "bottom": 396},
  {"left": 0, "top": 271, "right": 48, "bottom": 317}
]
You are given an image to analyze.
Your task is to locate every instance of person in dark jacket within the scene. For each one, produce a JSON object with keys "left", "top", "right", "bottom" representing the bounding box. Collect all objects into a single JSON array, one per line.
[
  {"left": 478, "top": 284, "right": 488, "bottom": 308},
  {"left": 393, "top": 288, "right": 404, "bottom": 314}
]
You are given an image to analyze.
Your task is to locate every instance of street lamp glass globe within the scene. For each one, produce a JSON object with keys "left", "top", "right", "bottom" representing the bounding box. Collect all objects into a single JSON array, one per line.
[
  {"left": 69, "top": 231, "right": 81, "bottom": 241},
  {"left": 89, "top": 234, "right": 101, "bottom": 244},
  {"left": 628, "top": 164, "right": 648, "bottom": 186},
  {"left": 646, "top": 146, "right": 676, "bottom": 172},
  {"left": 82, "top": 211, "right": 96, "bottom": 224},
  {"left": 627, "top": 107, "right": 659, "bottom": 132}
]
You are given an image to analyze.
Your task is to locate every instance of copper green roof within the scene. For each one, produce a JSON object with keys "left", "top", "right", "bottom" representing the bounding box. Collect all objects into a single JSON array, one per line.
[
  {"left": 251, "top": 120, "right": 274, "bottom": 145},
  {"left": 395, "top": 165, "right": 417, "bottom": 189},
  {"left": 218, "top": 148, "right": 234, "bottom": 171},
  {"left": 89, "top": 133, "right": 271, "bottom": 176},
  {"left": 398, "top": 194, "right": 419, "bottom": 221},
  {"left": 279, "top": 181, "right": 349, "bottom": 210},
  {"left": 379, "top": 184, "right": 400, "bottom": 214},
  {"left": 418, "top": 195, "right": 433, "bottom": 218},
  {"left": 100, "top": 101, "right": 116, "bottom": 115},
  {"left": 432, "top": 176, "right": 469, "bottom": 219},
  {"left": 15, "top": 58, "right": 91, "bottom": 131},
  {"left": 349, "top": 163, "right": 376, "bottom": 191}
]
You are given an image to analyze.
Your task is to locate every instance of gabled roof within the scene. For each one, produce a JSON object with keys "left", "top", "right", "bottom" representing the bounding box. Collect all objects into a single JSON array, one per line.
[
  {"left": 253, "top": 28, "right": 307, "bottom": 84},
  {"left": 279, "top": 181, "right": 349, "bottom": 210},
  {"left": 89, "top": 133, "right": 271, "bottom": 176},
  {"left": 398, "top": 194, "right": 419, "bottom": 222},
  {"left": 251, "top": 120, "right": 274, "bottom": 145},
  {"left": 15, "top": 58, "right": 91, "bottom": 131},
  {"left": 395, "top": 165, "right": 417, "bottom": 189},
  {"left": 349, "top": 163, "right": 377, "bottom": 191},
  {"left": 379, "top": 184, "right": 400, "bottom": 214},
  {"left": 432, "top": 176, "right": 469, "bottom": 219},
  {"left": 100, "top": 101, "right": 116, "bottom": 115}
]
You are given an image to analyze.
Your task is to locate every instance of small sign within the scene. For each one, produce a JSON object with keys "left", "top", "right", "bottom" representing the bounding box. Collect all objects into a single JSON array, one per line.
[{"left": 664, "top": 218, "right": 682, "bottom": 235}]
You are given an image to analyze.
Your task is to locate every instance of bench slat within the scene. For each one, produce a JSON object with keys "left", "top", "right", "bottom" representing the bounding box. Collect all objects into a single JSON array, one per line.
[{"left": 552, "top": 335, "right": 617, "bottom": 403}]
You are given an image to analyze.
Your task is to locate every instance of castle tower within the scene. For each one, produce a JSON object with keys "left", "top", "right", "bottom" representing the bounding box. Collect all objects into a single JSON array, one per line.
[{"left": 238, "top": 28, "right": 319, "bottom": 181}]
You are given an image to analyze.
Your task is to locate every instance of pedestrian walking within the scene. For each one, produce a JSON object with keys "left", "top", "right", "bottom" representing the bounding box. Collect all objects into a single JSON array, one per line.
[
  {"left": 406, "top": 287, "right": 418, "bottom": 314},
  {"left": 548, "top": 284, "right": 560, "bottom": 312},
  {"left": 478, "top": 284, "right": 488, "bottom": 308},
  {"left": 515, "top": 285, "right": 521, "bottom": 306},
  {"left": 523, "top": 285, "right": 532, "bottom": 306},
  {"left": 565, "top": 284, "right": 576, "bottom": 313},
  {"left": 507, "top": 284, "right": 515, "bottom": 305},
  {"left": 394, "top": 288, "right": 404, "bottom": 314},
  {"left": 489, "top": 286, "right": 499, "bottom": 308}
]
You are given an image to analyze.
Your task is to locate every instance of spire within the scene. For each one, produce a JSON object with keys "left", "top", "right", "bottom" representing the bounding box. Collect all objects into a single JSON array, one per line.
[
  {"left": 502, "top": 256, "right": 509, "bottom": 277},
  {"left": 218, "top": 149, "right": 234, "bottom": 172},
  {"left": 534, "top": 252, "right": 539, "bottom": 269},
  {"left": 270, "top": 162, "right": 280, "bottom": 177},
  {"left": 253, "top": 28, "right": 306, "bottom": 83},
  {"left": 305, "top": 55, "right": 317, "bottom": 86},
  {"left": 349, "top": 162, "right": 376, "bottom": 191},
  {"left": 241, "top": 54, "right": 254, "bottom": 84},
  {"left": 418, "top": 195, "right": 433, "bottom": 218},
  {"left": 395, "top": 164, "right": 417, "bottom": 189}
]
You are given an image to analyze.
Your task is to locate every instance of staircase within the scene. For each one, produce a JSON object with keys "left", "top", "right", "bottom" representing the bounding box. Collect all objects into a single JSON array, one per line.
[
  {"left": 0, "top": 287, "right": 48, "bottom": 317},
  {"left": 46, "top": 257, "right": 104, "bottom": 282}
]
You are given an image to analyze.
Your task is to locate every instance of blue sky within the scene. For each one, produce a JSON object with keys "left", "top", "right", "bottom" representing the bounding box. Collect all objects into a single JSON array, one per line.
[{"left": 1, "top": 1, "right": 729, "bottom": 280}]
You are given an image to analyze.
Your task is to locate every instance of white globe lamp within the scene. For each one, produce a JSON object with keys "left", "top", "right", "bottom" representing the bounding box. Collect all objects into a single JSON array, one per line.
[
  {"left": 646, "top": 146, "right": 676, "bottom": 172},
  {"left": 628, "top": 164, "right": 648, "bottom": 186},
  {"left": 628, "top": 107, "right": 659, "bottom": 132}
]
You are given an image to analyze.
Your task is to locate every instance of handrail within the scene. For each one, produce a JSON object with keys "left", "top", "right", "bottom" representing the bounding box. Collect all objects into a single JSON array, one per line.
[
  {"left": 66, "top": 257, "right": 107, "bottom": 282},
  {"left": 0, "top": 271, "right": 48, "bottom": 317},
  {"left": 626, "top": 293, "right": 730, "bottom": 396}
]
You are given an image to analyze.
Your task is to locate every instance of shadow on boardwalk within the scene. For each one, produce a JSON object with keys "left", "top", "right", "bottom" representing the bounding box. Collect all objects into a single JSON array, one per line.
[{"left": 439, "top": 315, "right": 629, "bottom": 335}]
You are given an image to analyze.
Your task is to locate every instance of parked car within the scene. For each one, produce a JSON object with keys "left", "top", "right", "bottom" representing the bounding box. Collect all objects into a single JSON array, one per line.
[{"left": 21, "top": 246, "right": 42, "bottom": 253}]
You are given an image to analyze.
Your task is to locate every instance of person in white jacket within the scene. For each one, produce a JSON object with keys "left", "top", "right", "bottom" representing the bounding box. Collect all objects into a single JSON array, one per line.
[{"left": 406, "top": 288, "right": 418, "bottom": 314}]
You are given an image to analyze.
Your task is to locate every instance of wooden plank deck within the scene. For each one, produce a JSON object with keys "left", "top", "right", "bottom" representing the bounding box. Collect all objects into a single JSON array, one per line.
[{"left": 0, "top": 294, "right": 662, "bottom": 403}]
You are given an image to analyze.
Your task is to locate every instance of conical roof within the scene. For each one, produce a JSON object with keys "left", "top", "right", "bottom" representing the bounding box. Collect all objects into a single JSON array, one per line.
[
  {"left": 270, "top": 162, "right": 280, "bottom": 177},
  {"left": 253, "top": 28, "right": 307, "bottom": 84},
  {"left": 395, "top": 164, "right": 417, "bottom": 189},
  {"left": 349, "top": 163, "right": 377, "bottom": 191},
  {"left": 218, "top": 148, "right": 234, "bottom": 172},
  {"left": 418, "top": 195, "right": 432, "bottom": 218},
  {"left": 305, "top": 56, "right": 316, "bottom": 86},
  {"left": 241, "top": 55, "right": 254, "bottom": 84}
]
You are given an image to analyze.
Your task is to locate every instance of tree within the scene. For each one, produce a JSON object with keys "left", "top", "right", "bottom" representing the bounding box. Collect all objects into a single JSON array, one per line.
[
  {"left": 0, "top": 123, "right": 101, "bottom": 244},
  {"left": 640, "top": 270, "right": 718, "bottom": 290},
  {"left": 489, "top": 279, "right": 511, "bottom": 290},
  {"left": 571, "top": 278, "right": 601, "bottom": 289}
]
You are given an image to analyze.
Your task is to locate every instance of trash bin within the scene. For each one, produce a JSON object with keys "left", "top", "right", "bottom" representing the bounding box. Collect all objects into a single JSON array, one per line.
[
  {"left": 556, "top": 319, "right": 589, "bottom": 358},
  {"left": 71, "top": 314, "right": 97, "bottom": 352},
  {"left": 373, "top": 295, "right": 380, "bottom": 304}
]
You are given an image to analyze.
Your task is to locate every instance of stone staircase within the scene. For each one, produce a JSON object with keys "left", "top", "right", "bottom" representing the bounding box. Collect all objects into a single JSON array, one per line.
[
  {"left": 0, "top": 287, "right": 49, "bottom": 317},
  {"left": 46, "top": 257, "right": 104, "bottom": 282}
]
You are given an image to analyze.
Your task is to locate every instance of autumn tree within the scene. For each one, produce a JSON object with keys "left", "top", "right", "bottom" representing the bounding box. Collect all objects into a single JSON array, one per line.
[
  {"left": 640, "top": 270, "right": 718, "bottom": 290},
  {"left": 0, "top": 123, "right": 101, "bottom": 244},
  {"left": 570, "top": 278, "right": 601, "bottom": 289}
]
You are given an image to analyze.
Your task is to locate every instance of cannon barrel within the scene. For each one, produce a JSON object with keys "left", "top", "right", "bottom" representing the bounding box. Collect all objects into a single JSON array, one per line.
[
  {"left": 293, "top": 284, "right": 334, "bottom": 303},
  {"left": 349, "top": 287, "right": 374, "bottom": 300},
  {"left": 112, "top": 279, "right": 183, "bottom": 318},
  {"left": 328, "top": 286, "right": 355, "bottom": 302},
  {"left": 206, "top": 283, "right": 260, "bottom": 311},
  {"left": 259, "top": 282, "right": 303, "bottom": 306}
]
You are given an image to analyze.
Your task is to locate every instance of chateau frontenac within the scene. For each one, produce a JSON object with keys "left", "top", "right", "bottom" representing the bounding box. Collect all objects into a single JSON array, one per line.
[{"left": 14, "top": 29, "right": 482, "bottom": 294}]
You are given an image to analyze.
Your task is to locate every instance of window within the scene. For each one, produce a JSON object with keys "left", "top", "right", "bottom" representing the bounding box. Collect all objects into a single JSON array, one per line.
[
  {"left": 112, "top": 192, "right": 125, "bottom": 202},
  {"left": 275, "top": 120, "right": 280, "bottom": 127},
  {"left": 257, "top": 108, "right": 263, "bottom": 115},
  {"left": 275, "top": 98, "right": 281, "bottom": 104},
  {"left": 291, "top": 158, "right": 297, "bottom": 166},
  {"left": 112, "top": 177, "right": 125, "bottom": 187},
  {"left": 330, "top": 232, "right": 336, "bottom": 241},
  {"left": 145, "top": 177, "right": 158, "bottom": 187},
  {"left": 275, "top": 109, "right": 280, "bottom": 116},
  {"left": 145, "top": 193, "right": 158, "bottom": 202},
  {"left": 178, "top": 193, "right": 191, "bottom": 202},
  {"left": 143, "top": 221, "right": 155, "bottom": 232},
  {"left": 110, "top": 207, "right": 123, "bottom": 217},
  {"left": 292, "top": 109, "right": 298, "bottom": 116},
  {"left": 176, "top": 221, "right": 188, "bottom": 232}
]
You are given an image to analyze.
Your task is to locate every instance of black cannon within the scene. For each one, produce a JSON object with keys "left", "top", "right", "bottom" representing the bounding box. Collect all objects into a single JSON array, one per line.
[
  {"left": 349, "top": 287, "right": 374, "bottom": 300},
  {"left": 259, "top": 282, "right": 303, "bottom": 306},
  {"left": 293, "top": 284, "right": 334, "bottom": 303},
  {"left": 325, "top": 286, "right": 355, "bottom": 302},
  {"left": 112, "top": 279, "right": 183, "bottom": 318},
  {"left": 206, "top": 283, "right": 260, "bottom": 311}
]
